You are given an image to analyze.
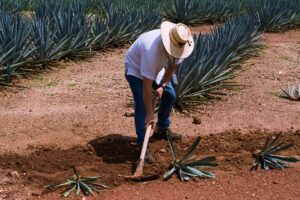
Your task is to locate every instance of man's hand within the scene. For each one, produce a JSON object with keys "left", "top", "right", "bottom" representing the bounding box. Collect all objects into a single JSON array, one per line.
[
  {"left": 145, "top": 114, "right": 154, "bottom": 127},
  {"left": 153, "top": 87, "right": 164, "bottom": 99}
]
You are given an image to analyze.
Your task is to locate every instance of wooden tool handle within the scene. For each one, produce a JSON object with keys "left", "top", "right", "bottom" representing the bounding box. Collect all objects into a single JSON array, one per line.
[{"left": 139, "top": 124, "right": 152, "bottom": 160}]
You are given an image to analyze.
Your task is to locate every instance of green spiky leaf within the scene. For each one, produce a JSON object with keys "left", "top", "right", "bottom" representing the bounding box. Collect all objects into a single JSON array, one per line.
[
  {"left": 251, "top": 133, "right": 299, "bottom": 171},
  {"left": 46, "top": 166, "right": 108, "bottom": 197},
  {"left": 164, "top": 136, "right": 217, "bottom": 181}
]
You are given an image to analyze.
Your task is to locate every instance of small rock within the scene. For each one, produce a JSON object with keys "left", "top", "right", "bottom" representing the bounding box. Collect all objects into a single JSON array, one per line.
[
  {"left": 86, "top": 144, "right": 94, "bottom": 152},
  {"left": 84, "top": 105, "right": 88, "bottom": 109},
  {"left": 273, "top": 181, "right": 279, "bottom": 184},
  {"left": 81, "top": 197, "right": 87, "bottom": 200},
  {"left": 124, "top": 111, "right": 134, "bottom": 117},
  {"left": 159, "top": 149, "right": 167, "bottom": 153},
  {"left": 192, "top": 117, "right": 201, "bottom": 125},
  {"left": 7, "top": 171, "right": 20, "bottom": 178},
  {"left": 31, "top": 192, "right": 41, "bottom": 196}
]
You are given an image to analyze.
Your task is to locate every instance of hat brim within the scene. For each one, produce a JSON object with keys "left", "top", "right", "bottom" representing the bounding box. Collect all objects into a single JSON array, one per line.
[{"left": 160, "top": 21, "right": 195, "bottom": 59}]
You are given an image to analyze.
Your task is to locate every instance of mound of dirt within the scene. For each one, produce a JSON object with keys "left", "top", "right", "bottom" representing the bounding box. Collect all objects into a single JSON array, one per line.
[{"left": 0, "top": 130, "right": 299, "bottom": 197}]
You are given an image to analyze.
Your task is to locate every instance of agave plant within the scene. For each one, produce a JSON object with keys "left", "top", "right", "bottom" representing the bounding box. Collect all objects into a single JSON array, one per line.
[
  {"left": 46, "top": 166, "right": 109, "bottom": 197},
  {"left": 30, "top": 18, "right": 68, "bottom": 65},
  {"left": 52, "top": 3, "right": 93, "bottom": 59},
  {"left": 163, "top": 0, "right": 242, "bottom": 26},
  {"left": 207, "top": 0, "right": 242, "bottom": 24},
  {"left": 281, "top": 84, "right": 300, "bottom": 101},
  {"left": 91, "top": 2, "right": 161, "bottom": 50},
  {"left": 251, "top": 133, "right": 300, "bottom": 171},
  {"left": 0, "top": 0, "right": 23, "bottom": 14},
  {"left": 163, "top": 0, "right": 200, "bottom": 26},
  {"left": 0, "top": 12, "right": 34, "bottom": 85},
  {"left": 172, "top": 15, "right": 262, "bottom": 112},
  {"left": 248, "top": 0, "right": 300, "bottom": 32},
  {"left": 164, "top": 135, "right": 217, "bottom": 181}
]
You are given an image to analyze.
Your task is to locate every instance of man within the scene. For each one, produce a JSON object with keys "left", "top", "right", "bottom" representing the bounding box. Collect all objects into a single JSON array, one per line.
[{"left": 125, "top": 21, "right": 195, "bottom": 162}]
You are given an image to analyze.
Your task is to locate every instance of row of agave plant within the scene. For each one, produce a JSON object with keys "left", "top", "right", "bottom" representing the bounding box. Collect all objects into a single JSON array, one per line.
[
  {"left": 0, "top": 0, "right": 164, "bottom": 14},
  {"left": 1, "top": 0, "right": 299, "bottom": 113},
  {"left": 171, "top": 0, "right": 300, "bottom": 113},
  {"left": 173, "top": 15, "right": 262, "bottom": 112},
  {"left": 164, "top": 0, "right": 300, "bottom": 32},
  {"left": 0, "top": 0, "right": 161, "bottom": 86},
  {"left": 3, "top": 0, "right": 300, "bottom": 30}
]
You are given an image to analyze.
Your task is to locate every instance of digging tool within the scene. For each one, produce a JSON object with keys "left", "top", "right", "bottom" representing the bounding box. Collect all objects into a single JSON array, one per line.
[
  {"left": 134, "top": 122, "right": 153, "bottom": 172},
  {"left": 123, "top": 121, "right": 159, "bottom": 182},
  {"left": 123, "top": 96, "right": 159, "bottom": 181}
]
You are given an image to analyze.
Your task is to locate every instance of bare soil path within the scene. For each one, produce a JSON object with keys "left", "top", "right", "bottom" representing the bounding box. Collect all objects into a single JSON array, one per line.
[{"left": 0, "top": 28, "right": 299, "bottom": 199}]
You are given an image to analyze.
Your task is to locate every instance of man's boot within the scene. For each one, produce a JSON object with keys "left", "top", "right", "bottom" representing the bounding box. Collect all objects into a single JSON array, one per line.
[
  {"left": 150, "top": 126, "right": 182, "bottom": 142},
  {"left": 136, "top": 144, "right": 155, "bottom": 164}
]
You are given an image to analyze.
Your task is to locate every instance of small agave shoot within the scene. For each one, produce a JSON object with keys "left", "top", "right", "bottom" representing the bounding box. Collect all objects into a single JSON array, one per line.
[
  {"left": 281, "top": 84, "right": 300, "bottom": 101},
  {"left": 46, "top": 166, "right": 108, "bottom": 197},
  {"left": 251, "top": 133, "right": 300, "bottom": 171},
  {"left": 164, "top": 135, "right": 217, "bottom": 181}
]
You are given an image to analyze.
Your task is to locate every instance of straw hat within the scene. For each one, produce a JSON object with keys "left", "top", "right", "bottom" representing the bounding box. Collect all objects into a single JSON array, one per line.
[{"left": 160, "top": 21, "right": 195, "bottom": 59}]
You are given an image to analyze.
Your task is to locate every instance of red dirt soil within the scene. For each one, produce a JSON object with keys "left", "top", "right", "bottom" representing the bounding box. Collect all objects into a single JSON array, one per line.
[{"left": 0, "top": 27, "right": 300, "bottom": 199}]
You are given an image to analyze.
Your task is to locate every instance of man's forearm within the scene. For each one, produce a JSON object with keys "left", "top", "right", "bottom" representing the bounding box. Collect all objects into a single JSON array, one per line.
[
  {"left": 160, "top": 65, "right": 175, "bottom": 87},
  {"left": 143, "top": 78, "right": 154, "bottom": 117}
]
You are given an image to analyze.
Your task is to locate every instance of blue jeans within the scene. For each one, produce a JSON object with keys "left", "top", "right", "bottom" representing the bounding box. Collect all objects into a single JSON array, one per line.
[{"left": 125, "top": 74, "right": 176, "bottom": 145}]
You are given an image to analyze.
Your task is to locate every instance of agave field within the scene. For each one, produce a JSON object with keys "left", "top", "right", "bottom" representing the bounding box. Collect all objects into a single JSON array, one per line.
[{"left": 0, "top": 0, "right": 300, "bottom": 199}]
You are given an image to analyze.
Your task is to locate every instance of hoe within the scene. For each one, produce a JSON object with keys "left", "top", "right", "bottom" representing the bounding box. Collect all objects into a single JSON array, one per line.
[{"left": 124, "top": 97, "right": 159, "bottom": 182}]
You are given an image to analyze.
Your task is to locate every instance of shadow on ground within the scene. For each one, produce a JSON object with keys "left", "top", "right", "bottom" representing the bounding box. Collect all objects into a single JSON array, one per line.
[{"left": 88, "top": 134, "right": 138, "bottom": 164}]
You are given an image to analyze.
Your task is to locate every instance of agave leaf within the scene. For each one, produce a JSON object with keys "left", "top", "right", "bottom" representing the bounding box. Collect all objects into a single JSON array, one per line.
[
  {"left": 266, "top": 157, "right": 289, "bottom": 169},
  {"left": 185, "top": 156, "right": 218, "bottom": 167},
  {"left": 261, "top": 136, "right": 271, "bottom": 152},
  {"left": 179, "top": 170, "right": 192, "bottom": 181},
  {"left": 89, "top": 183, "right": 110, "bottom": 189},
  {"left": 264, "top": 158, "right": 283, "bottom": 170},
  {"left": 195, "top": 170, "right": 216, "bottom": 177},
  {"left": 46, "top": 179, "right": 73, "bottom": 189},
  {"left": 180, "top": 170, "right": 198, "bottom": 178},
  {"left": 274, "top": 160, "right": 290, "bottom": 168},
  {"left": 166, "top": 133, "right": 177, "bottom": 161},
  {"left": 250, "top": 161, "right": 259, "bottom": 171},
  {"left": 67, "top": 178, "right": 77, "bottom": 183},
  {"left": 264, "top": 143, "right": 293, "bottom": 155},
  {"left": 79, "top": 181, "right": 94, "bottom": 195},
  {"left": 178, "top": 137, "right": 201, "bottom": 163},
  {"left": 163, "top": 167, "right": 176, "bottom": 180},
  {"left": 63, "top": 184, "right": 76, "bottom": 197},
  {"left": 76, "top": 182, "right": 81, "bottom": 195},
  {"left": 263, "top": 133, "right": 282, "bottom": 152},
  {"left": 86, "top": 184, "right": 100, "bottom": 192},
  {"left": 266, "top": 155, "right": 300, "bottom": 163},
  {"left": 182, "top": 166, "right": 214, "bottom": 178},
  {"left": 262, "top": 160, "right": 269, "bottom": 170}
]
